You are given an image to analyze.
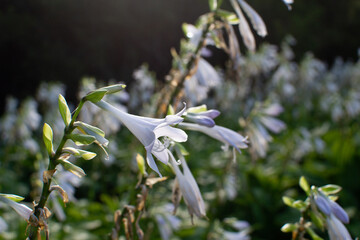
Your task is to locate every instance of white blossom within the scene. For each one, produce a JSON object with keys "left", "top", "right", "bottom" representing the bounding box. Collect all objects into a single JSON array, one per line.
[{"left": 95, "top": 100, "right": 187, "bottom": 176}]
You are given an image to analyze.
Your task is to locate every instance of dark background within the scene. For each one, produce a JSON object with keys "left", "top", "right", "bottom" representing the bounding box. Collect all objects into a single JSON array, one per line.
[{"left": 1, "top": 0, "right": 360, "bottom": 111}]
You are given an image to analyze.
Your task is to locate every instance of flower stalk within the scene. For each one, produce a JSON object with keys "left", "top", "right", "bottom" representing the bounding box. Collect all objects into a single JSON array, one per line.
[
  {"left": 156, "top": 15, "right": 213, "bottom": 117},
  {"left": 27, "top": 98, "right": 86, "bottom": 239}
]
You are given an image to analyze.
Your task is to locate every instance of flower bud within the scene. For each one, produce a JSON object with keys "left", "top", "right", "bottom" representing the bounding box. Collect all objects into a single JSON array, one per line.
[
  {"left": 329, "top": 200, "right": 349, "bottom": 224},
  {"left": 314, "top": 195, "right": 331, "bottom": 216}
]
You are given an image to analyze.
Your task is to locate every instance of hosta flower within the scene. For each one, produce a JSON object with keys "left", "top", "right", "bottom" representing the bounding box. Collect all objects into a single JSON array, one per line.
[
  {"left": 169, "top": 151, "right": 206, "bottom": 221},
  {"left": 0, "top": 217, "right": 8, "bottom": 232},
  {"left": 0, "top": 196, "right": 32, "bottom": 221},
  {"left": 223, "top": 219, "right": 251, "bottom": 240},
  {"left": 326, "top": 214, "right": 352, "bottom": 240},
  {"left": 179, "top": 122, "right": 248, "bottom": 153},
  {"left": 95, "top": 100, "right": 187, "bottom": 176},
  {"left": 314, "top": 193, "right": 352, "bottom": 239}
]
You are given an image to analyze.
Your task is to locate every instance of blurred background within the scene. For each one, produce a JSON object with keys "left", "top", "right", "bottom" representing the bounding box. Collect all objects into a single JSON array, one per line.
[{"left": 1, "top": 0, "right": 360, "bottom": 111}]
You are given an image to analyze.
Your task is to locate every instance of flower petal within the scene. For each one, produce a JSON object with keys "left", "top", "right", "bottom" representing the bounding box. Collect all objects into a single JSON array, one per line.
[
  {"left": 146, "top": 152, "right": 162, "bottom": 177},
  {"left": 155, "top": 126, "right": 188, "bottom": 142}
]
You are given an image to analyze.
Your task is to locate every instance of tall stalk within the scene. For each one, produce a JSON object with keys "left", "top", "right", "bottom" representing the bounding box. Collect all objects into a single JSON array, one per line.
[{"left": 27, "top": 100, "right": 85, "bottom": 239}]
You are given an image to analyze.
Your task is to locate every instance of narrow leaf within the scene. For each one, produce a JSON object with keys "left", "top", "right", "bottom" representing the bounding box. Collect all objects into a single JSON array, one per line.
[
  {"left": 209, "top": 0, "right": 218, "bottom": 11},
  {"left": 299, "top": 176, "right": 311, "bottom": 195},
  {"left": 58, "top": 94, "right": 72, "bottom": 126},
  {"left": 0, "top": 193, "right": 24, "bottom": 202},
  {"left": 78, "top": 150, "right": 97, "bottom": 160},
  {"left": 59, "top": 160, "right": 86, "bottom": 178},
  {"left": 305, "top": 226, "right": 324, "bottom": 240},
  {"left": 319, "top": 184, "right": 342, "bottom": 195},
  {"left": 281, "top": 223, "right": 297, "bottom": 233},
  {"left": 216, "top": 9, "right": 239, "bottom": 24},
  {"left": 84, "top": 89, "right": 108, "bottom": 103},
  {"left": 99, "top": 84, "right": 126, "bottom": 94},
  {"left": 74, "top": 121, "right": 108, "bottom": 147},
  {"left": 43, "top": 123, "right": 54, "bottom": 155},
  {"left": 282, "top": 196, "right": 295, "bottom": 207},
  {"left": 69, "top": 133, "right": 96, "bottom": 146}
]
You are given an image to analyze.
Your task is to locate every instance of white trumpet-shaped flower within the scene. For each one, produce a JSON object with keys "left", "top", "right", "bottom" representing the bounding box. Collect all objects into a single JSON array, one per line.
[
  {"left": 0, "top": 196, "right": 32, "bottom": 221},
  {"left": 169, "top": 149, "right": 206, "bottom": 222},
  {"left": 179, "top": 122, "right": 248, "bottom": 153},
  {"left": 95, "top": 100, "right": 188, "bottom": 176}
]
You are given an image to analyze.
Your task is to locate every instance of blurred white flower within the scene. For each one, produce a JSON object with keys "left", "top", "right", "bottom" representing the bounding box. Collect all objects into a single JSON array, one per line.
[
  {"left": 0, "top": 216, "right": 8, "bottom": 233},
  {"left": 282, "top": 0, "right": 294, "bottom": 10},
  {"left": 245, "top": 102, "right": 286, "bottom": 158},
  {"left": 95, "top": 100, "right": 187, "bottom": 176},
  {"left": 229, "top": 0, "right": 267, "bottom": 51},
  {"left": 223, "top": 219, "right": 251, "bottom": 240},
  {"left": 185, "top": 58, "right": 223, "bottom": 104},
  {"left": 0, "top": 196, "right": 32, "bottom": 221},
  {"left": 326, "top": 214, "right": 352, "bottom": 240},
  {"left": 154, "top": 204, "right": 181, "bottom": 240},
  {"left": 169, "top": 150, "right": 206, "bottom": 221}
]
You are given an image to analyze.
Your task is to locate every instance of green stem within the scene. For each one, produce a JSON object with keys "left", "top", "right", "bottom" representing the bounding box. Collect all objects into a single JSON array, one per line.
[{"left": 27, "top": 99, "right": 85, "bottom": 239}]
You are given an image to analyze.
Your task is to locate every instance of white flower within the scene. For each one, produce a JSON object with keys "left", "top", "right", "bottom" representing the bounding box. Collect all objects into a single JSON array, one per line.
[
  {"left": 169, "top": 150, "right": 206, "bottom": 221},
  {"left": 0, "top": 196, "right": 32, "bottom": 221},
  {"left": 282, "top": 0, "right": 294, "bottom": 10},
  {"left": 185, "top": 58, "right": 222, "bottom": 104},
  {"left": 0, "top": 217, "right": 8, "bottom": 233},
  {"left": 326, "top": 214, "right": 352, "bottom": 240},
  {"left": 95, "top": 100, "right": 188, "bottom": 176},
  {"left": 223, "top": 219, "right": 251, "bottom": 240},
  {"left": 179, "top": 122, "right": 248, "bottom": 153}
]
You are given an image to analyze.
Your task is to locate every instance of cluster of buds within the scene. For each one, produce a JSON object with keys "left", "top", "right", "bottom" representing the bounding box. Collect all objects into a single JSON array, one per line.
[{"left": 282, "top": 176, "right": 352, "bottom": 240}]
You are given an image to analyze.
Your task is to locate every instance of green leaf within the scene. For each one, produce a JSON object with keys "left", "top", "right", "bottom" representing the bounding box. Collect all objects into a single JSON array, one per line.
[
  {"left": 74, "top": 121, "right": 105, "bottom": 137},
  {"left": 216, "top": 9, "right": 239, "bottom": 24},
  {"left": 78, "top": 150, "right": 97, "bottom": 160},
  {"left": 305, "top": 226, "right": 324, "bottom": 240},
  {"left": 281, "top": 223, "right": 297, "bottom": 233},
  {"left": 187, "top": 105, "right": 208, "bottom": 114},
  {"left": 319, "top": 184, "right": 342, "bottom": 195},
  {"left": 58, "top": 94, "right": 72, "bottom": 126},
  {"left": 175, "top": 143, "right": 189, "bottom": 156},
  {"left": 309, "top": 211, "right": 324, "bottom": 230},
  {"left": 59, "top": 160, "right": 86, "bottom": 178},
  {"left": 63, "top": 147, "right": 96, "bottom": 160},
  {"left": 74, "top": 121, "right": 108, "bottom": 147},
  {"left": 136, "top": 153, "right": 147, "bottom": 176},
  {"left": 292, "top": 200, "right": 308, "bottom": 210},
  {"left": 99, "top": 84, "right": 126, "bottom": 94},
  {"left": 0, "top": 193, "right": 24, "bottom": 202},
  {"left": 43, "top": 123, "right": 54, "bottom": 155},
  {"left": 63, "top": 147, "right": 80, "bottom": 155},
  {"left": 209, "top": 0, "right": 218, "bottom": 11},
  {"left": 282, "top": 196, "right": 295, "bottom": 207},
  {"left": 299, "top": 176, "right": 311, "bottom": 195},
  {"left": 167, "top": 105, "right": 175, "bottom": 116},
  {"left": 69, "top": 133, "right": 96, "bottom": 146},
  {"left": 83, "top": 89, "right": 108, "bottom": 103}
]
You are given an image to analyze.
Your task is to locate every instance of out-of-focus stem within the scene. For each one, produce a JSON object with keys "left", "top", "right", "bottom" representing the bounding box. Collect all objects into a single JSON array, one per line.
[{"left": 156, "top": 16, "right": 213, "bottom": 117}]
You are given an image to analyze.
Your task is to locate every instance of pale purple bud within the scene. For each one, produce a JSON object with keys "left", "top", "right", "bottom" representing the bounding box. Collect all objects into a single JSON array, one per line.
[
  {"left": 329, "top": 200, "right": 349, "bottom": 224},
  {"left": 263, "top": 103, "right": 284, "bottom": 116},
  {"left": 314, "top": 195, "right": 331, "bottom": 216},
  {"left": 326, "top": 214, "right": 352, "bottom": 240},
  {"left": 196, "top": 110, "right": 221, "bottom": 119},
  {"left": 185, "top": 115, "right": 215, "bottom": 128}
]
